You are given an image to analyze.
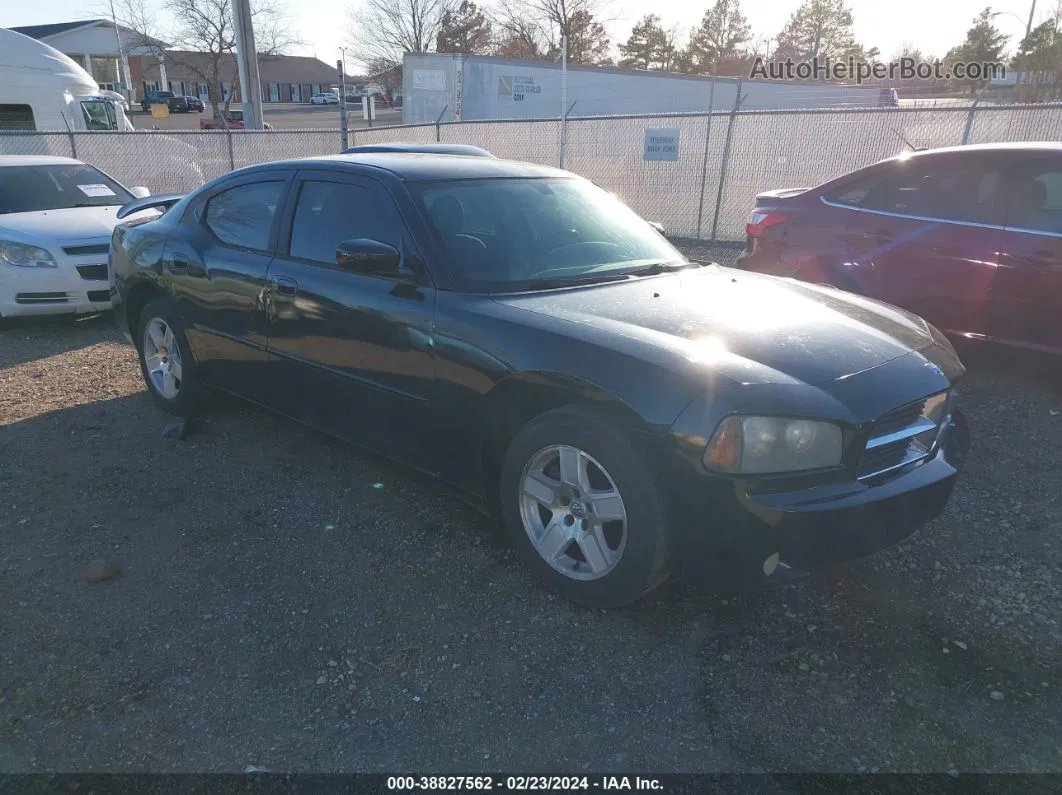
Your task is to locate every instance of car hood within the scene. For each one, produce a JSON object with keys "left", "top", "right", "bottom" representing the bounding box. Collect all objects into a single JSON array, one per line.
[
  {"left": 492, "top": 266, "right": 935, "bottom": 387},
  {"left": 0, "top": 206, "right": 147, "bottom": 244}
]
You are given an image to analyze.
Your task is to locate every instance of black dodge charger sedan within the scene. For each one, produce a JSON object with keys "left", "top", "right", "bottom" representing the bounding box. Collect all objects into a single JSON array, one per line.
[{"left": 109, "top": 153, "right": 970, "bottom": 608}]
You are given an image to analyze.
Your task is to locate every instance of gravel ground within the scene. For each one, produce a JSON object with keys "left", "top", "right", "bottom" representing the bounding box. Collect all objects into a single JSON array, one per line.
[{"left": 1, "top": 245, "right": 1061, "bottom": 774}]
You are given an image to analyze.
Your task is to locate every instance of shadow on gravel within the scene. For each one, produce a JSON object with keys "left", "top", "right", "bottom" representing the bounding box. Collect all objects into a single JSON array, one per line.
[{"left": 0, "top": 313, "right": 118, "bottom": 370}]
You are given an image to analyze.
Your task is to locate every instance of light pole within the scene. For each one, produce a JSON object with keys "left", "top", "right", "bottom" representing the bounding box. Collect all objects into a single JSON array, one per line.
[
  {"left": 108, "top": 0, "right": 133, "bottom": 103},
  {"left": 992, "top": 2, "right": 1038, "bottom": 50}
]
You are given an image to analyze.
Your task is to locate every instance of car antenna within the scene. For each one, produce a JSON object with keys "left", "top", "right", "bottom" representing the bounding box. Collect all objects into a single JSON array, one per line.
[{"left": 892, "top": 128, "right": 926, "bottom": 153}]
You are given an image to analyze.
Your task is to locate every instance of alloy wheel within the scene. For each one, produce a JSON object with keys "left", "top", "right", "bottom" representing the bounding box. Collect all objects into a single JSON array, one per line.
[
  {"left": 518, "top": 444, "right": 628, "bottom": 581},
  {"left": 142, "top": 317, "right": 183, "bottom": 399}
]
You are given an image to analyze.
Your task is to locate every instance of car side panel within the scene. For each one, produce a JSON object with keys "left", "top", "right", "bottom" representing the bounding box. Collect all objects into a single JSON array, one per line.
[{"left": 427, "top": 291, "right": 703, "bottom": 493}]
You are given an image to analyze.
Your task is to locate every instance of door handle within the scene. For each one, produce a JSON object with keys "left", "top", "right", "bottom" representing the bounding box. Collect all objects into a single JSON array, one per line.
[{"left": 270, "top": 276, "right": 298, "bottom": 297}]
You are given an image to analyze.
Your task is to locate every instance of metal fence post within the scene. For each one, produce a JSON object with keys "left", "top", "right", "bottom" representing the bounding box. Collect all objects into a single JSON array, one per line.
[
  {"left": 435, "top": 105, "right": 449, "bottom": 142},
  {"left": 60, "top": 112, "right": 77, "bottom": 159},
  {"left": 710, "top": 78, "right": 743, "bottom": 242},
  {"left": 961, "top": 97, "right": 981, "bottom": 145},
  {"left": 226, "top": 128, "right": 236, "bottom": 171},
  {"left": 695, "top": 76, "right": 718, "bottom": 240}
]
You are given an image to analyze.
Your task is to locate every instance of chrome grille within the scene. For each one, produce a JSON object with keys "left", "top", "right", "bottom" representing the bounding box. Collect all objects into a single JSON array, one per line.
[{"left": 858, "top": 391, "right": 951, "bottom": 480}]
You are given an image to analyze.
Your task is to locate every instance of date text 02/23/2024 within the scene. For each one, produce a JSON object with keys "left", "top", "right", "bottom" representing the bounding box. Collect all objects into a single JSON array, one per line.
[{"left": 386, "top": 776, "right": 665, "bottom": 791}]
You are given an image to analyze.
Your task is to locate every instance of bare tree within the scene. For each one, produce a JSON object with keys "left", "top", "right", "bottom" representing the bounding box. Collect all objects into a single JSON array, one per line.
[
  {"left": 112, "top": 0, "right": 301, "bottom": 114},
  {"left": 492, "top": 0, "right": 555, "bottom": 59},
  {"left": 347, "top": 0, "right": 454, "bottom": 70},
  {"left": 491, "top": 0, "right": 613, "bottom": 63}
]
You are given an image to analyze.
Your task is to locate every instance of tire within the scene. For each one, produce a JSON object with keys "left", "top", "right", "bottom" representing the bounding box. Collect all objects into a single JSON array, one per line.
[
  {"left": 135, "top": 296, "right": 204, "bottom": 417},
  {"left": 499, "top": 406, "right": 674, "bottom": 608}
]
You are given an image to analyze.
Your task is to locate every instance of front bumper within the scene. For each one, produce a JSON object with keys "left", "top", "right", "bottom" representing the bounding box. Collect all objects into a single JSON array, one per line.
[
  {"left": 675, "top": 408, "right": 970, "bottom": 591},
  {"left": 0, "top": 262, "right": 111, "bottom": 318}
]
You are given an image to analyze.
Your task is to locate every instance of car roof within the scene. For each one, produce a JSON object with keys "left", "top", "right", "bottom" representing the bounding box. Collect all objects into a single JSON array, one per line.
[
  {"left": 243, "top": 153, "right": 569, "bottom": 181},
  {"left": 0, "top": 155, "right": 83, "bottom": 167},
  {"left": 342, "top": 143, "right": 495, "bottom": 158},
  {"left": 900, "top": 141, "right": 1062, "bottom": 159}
]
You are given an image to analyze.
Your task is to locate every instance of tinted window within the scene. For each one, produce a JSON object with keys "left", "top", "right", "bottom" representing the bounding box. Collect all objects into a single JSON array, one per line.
[
  {"left": 409, "top": 177, "right": 685, "bottom": 289},
  {"left": 0, "top": 164, "right": 132, "bottom": 214},
  {"left": 288, "top": 181, "right": 403, "bottom": 265},
  {"left": 1005, "top": 161, "right": 1062, "bottom": 234},
  {"left": 827, "top": 157, "right": 1004, "bottom": 225},
  {"left": 204, "top": 181, "right": 285, "bottom": 251}
]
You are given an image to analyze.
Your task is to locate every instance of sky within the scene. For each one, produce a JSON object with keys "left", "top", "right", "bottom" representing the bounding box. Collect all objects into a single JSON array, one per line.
[{"left": 2, "top": 0, "right": 1049, "bottom": 70}]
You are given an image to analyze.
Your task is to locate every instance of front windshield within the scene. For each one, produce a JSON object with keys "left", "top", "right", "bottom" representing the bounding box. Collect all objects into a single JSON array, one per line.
[
  {"left": 81, "top": 99, "right": 118, "bottom": 131},
  {"left": 0, "top": 164, "right": 133, "bottom": 214},
  {"left": 411, "top": 177, "right": 686, "bottom": 290}
]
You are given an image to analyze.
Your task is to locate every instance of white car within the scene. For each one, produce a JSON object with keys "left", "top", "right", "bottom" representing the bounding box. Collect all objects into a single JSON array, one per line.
[
  {"left": 310, "top": 92, "right": 339, "bottom": 105},
  {"left": 0, "top": 155, "right": 153, "bottom": 323}
]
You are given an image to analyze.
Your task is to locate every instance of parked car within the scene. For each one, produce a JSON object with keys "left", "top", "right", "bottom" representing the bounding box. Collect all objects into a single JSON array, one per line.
[
  {"left": 141, "top": 91, "right": 189, "bottom": 113},
  {"left": 341, "top": 143, "right": 494, "bottom": 157},
  {"left": 737, "top": 142, "right": 1062, "bottom": 357},
  {"left": 110, "top": 154, "right": 970, "bottom": 608},
  {"left": 310, "top": 92, "right": 339, "bottom": 105},
  {"left": 878, "top": 88, "right": 900, "bottom": 107},
  {"left": 199, "top": 110, "right": 272, "bottom": 130},
  {"left": 0, "top": 155, "right": 154, "bottom": 323},
  {"left": 183, "top": 95, "right": 205, "bottom": 112}
]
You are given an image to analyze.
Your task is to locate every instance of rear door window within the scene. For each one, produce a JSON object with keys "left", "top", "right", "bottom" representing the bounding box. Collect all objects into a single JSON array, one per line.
[
  {"left": 204, "top": 181, "right": 285, "bottom": 251},
  {"left": 1003, "top": 159, "right": 1062, "bottom": 234},
  {"left": 826, "top": 156, "right": 1005, "bottom": 225}
]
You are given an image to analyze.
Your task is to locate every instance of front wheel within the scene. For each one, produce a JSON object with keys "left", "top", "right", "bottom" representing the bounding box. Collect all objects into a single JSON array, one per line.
[
  {"left": 135, "top": 296, "right": 204, "bottom": 417},
  {"left": 499, "top": 406, "right": 674, "bottom": 608}
]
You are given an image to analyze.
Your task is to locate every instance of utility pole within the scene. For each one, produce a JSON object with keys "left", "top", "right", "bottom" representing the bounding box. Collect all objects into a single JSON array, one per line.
[
  {"left": 231, "top": 0, "right": 265, "bottom": 129},
  {"left": 559, "top": 34, "right": 568, "bottom": 169},
  {"left": 108, "top": 0, "right": 133, "bottom": 104},
  {"left": 338, "top": 50, "right": 349, "bottom": 150}
]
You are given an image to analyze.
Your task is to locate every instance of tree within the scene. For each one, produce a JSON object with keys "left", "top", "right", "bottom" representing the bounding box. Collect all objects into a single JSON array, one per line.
[
  {"left": 347, "top": 0, "right": 453, "bottom": 71},
  {"left": 943, "top": 7, "right": 1009, "bottom": 94},
  {"left": 683, "top": 0, "right": 751, "bottom": 73},
  {"left": 1013, "top": 18, "right": 1062, "bottom": 101},
  {"left": 492, "top": 2, "right": 553, "bottom": 59},
  {"left": 618, "top": 14, "right": 674, "bottom": 70},
  {"left": 436, "top": 1, "right": 493, "bottom": 54},
  {"left": 566, "top": 10, "right": 612, "bottom": 65},
  {"left": 113, "top": 0, "right": 300, "bottom": 113},
  {"left": 492, "top": 0, "right": 613, "bottom": 64},
  {"left": 772, "top": 0, "right": 862, "bottom": 60}
]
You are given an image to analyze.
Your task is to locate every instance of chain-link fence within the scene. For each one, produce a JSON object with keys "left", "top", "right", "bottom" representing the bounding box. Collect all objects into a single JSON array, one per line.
[{"left": 3, "top": 102, "right": 1060, "bottom": 242}]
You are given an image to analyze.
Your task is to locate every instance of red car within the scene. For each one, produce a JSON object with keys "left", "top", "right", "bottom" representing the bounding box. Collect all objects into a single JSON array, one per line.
[
  {"left": 199, "top": 110, "right": 272, "bottom": 130},
  {"left": 737, "top": 142, "right": 1062, "bottom": 356}
]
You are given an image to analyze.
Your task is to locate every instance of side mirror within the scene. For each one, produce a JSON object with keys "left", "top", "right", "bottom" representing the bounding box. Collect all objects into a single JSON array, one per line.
[
  {"left": 130, "top": 186, "right": 151, "bottom": 199},
  {"left": 336, "top": 238, "right": 404, "bottom": 278}
]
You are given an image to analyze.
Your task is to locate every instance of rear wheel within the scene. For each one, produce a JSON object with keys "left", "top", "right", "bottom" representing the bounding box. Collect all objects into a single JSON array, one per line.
[
  {"left": 135, "top": 297, "right": 204, "bottom": 417},
  {"left": 499, "top": 406, "right": 674, "bottom": 608}
]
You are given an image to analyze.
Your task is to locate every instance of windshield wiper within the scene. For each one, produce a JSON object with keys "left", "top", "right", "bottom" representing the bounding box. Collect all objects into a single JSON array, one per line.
[
  {"left": 522, "top": 272, "right": 634, "bottom": 291},
  {"left": 625, "top": 261, "right": 694, "bottom": 277}
]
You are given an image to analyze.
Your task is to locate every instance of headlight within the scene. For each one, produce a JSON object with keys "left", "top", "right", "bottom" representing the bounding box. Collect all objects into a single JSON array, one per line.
[
  {"left": 704, "top": 415, "right": 843, "bottom": 474},
  {"left": 0, "top": 241, "right": 57, "bottom": 268}
]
